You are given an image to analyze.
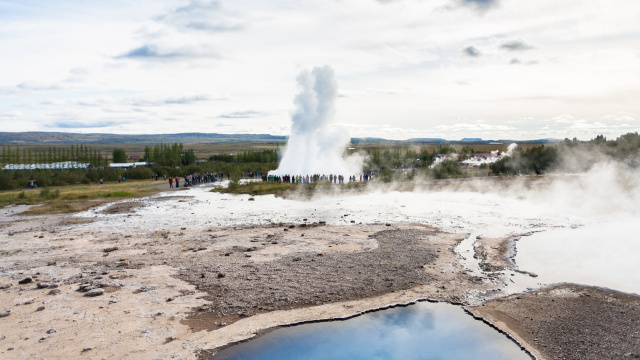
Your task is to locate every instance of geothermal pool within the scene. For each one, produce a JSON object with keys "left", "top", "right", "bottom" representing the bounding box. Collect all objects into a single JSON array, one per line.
[{"left": 211, "top": 302, "right": 531, "bottom": 360}]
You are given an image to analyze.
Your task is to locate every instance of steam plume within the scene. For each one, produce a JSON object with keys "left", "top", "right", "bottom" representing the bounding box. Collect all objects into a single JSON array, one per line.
[{"left": 271, "top": 66, "right": 360, "bottom": 177}]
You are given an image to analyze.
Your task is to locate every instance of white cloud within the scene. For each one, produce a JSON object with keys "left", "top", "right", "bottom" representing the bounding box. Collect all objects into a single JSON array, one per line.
[{"left": 0, "top": 0, "right": 638, "bottom": 140}]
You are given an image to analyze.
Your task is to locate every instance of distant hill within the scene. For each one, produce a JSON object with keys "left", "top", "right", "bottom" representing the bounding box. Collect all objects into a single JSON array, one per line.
[
  {"left": 405, "top": 138, "right": 448, "bottom": 143},
  {"left": 0, "top": 132, "right": 287, "bottom": 145},
  {"left": 0, "top": 131, "right": 561, "bottom": 145}
]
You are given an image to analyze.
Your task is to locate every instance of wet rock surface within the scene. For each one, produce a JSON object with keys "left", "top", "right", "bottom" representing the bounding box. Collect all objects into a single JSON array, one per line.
[
  {"left": 469, "top": 284, "right": 640, "bottom": 360},
  {"left": 174, "top": 229, "right": 451, "bottom": 329}
]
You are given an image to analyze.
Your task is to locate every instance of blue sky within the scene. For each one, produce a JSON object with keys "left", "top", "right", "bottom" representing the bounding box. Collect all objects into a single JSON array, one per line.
[{"left": 0, "top": 0, "right": 638, "bottom": 140}]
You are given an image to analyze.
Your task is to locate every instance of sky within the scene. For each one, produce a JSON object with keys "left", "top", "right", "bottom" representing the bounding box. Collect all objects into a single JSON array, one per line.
[{"left": 0, "top": 0, "right": 639, "bottom": 140}]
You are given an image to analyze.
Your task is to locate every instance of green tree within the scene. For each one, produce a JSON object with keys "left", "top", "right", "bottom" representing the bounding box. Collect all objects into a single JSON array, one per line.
[{"left": 112, "top": 148, "right": 127, "bottom": 163}]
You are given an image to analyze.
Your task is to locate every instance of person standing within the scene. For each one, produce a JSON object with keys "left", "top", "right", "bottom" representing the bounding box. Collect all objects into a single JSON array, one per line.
[
  {"left": 169, "top": 177, "right": 173, "bottom": 188},
  {"left": 175, "top": 176, "right": 179, "bottom": 188}
]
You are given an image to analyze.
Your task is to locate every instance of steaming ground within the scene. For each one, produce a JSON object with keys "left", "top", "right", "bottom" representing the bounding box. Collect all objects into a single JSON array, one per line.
[
  {"left": 2, "top": 172, "right": 639, "bottom": 359},
  {"left": 74, "top": 172, "right": 640, "bottom": 296}
]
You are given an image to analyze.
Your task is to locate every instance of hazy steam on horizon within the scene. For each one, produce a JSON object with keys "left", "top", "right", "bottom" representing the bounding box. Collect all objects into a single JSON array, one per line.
[{"left": 270, "top": 66, "right": 361, "bottom": 178}]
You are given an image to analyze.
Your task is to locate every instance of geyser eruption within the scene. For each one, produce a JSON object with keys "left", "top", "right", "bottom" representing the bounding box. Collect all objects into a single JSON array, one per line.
[{"left": 270, "top": 66, "right": 361, "bottom": 178}]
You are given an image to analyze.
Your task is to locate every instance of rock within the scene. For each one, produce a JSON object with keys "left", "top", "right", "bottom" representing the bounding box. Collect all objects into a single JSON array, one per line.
[
  {"left": 85, "top": 289, "right": 104, "bottom": 297},
  {"left": 217, "top": 273, "right": 225, "bottom": 278},
  {"left": 200, "top": 273, "right": 206, "bottom": 278},
  {"left": 108, "top": 300, "right": 118, "bottom": 304},
  {"left": 46, "top": 329, "right": 56, "bottom": 334},
  {"left": 266, "top": 233, "right": 275, "bottom": 238},
  {"left": 49, "top": 284, "right": 59, "bottom": 288},
  {"left": 37, "top": 283, "right": 50, "bottom": 289},
  {"left": 18, "top": 278, "right": 33, "bottom": 285},
  {"left": 271, "top": 241, "right": 278, "bottom": 244},
  {"left": 0, "top": 283, "right": 11, "bottom": 290},
  {"left": 39, "top": 336, "right": 47, "bottom": 342},
  {"left": 47, "top": 261, "right": 56, "bottom": 266},
  {"left": 81, "top": 347, "right": 93, "bottom": 353},
  {"left": 48, "top": 289, "right": 61, "bottom": 295},
  {"left": 103, "top": 246, "right": 119, "bottom": 252},
  {"left": 7, "top": 346, "right": 14, "bottom": 351},
  {"left": 385, "top": 223, "right": 391, "bottom": 226},
  {"left": 0, "top": 310, "right": 11, "bottom": 318},
  {"left": 78, "top": 283, "right": 92, "bottom": 292},
  {"left": 248, "top": 197, "right": 255, "bottom": 201},
  {"left": 36, "top": 306, "right": 45, "bottom": 312},
  {"left": 166, "top": 297, "right": 175, "bottom": 302},
  {"left": 109, "top": 274, "right": 120, "bottom": 279}
]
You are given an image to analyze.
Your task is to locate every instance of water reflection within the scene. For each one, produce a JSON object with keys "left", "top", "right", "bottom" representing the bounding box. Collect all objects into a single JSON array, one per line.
[{"left": 213, "top": 302, "right": 530, "bottom": 360}]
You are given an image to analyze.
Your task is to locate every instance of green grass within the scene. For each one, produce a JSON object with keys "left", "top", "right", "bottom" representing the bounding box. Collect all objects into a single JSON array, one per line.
[
  {"left": 212, "top": 181, "right": 297, "bottom": 196},
  {"left": 0, "top": 180, "right": 162, "bottom": 214}
]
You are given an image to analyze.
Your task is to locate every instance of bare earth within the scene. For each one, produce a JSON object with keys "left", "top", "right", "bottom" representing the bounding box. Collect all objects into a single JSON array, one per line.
[{"left": 0, "top": 197, "right": 638, "bottom": 359}]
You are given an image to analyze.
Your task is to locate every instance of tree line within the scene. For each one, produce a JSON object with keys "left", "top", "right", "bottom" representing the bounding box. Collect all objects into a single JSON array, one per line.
[
  {"left": 490, "top": 132, "right": 640, "bottom": 175},
  {"left": 1, "top": 145, "right": 107, "bottom": 167}
]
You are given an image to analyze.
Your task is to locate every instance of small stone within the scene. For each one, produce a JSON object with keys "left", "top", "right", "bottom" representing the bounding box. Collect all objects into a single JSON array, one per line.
[
  {"left": 81, "top": 347, "right": 93, "bottom": 353},
  {"left": 271, "top": 241, "right": 278, "bottom": 244},
  {"left": 248, "top": 197, "right": 255, "bottom": 201},
  {"left": 385, "top": 223, "right": 391, "bottom": 226},
  {"left": 39, "top": 336, "right": 47, "bottom": 342},
  {"left": 7, "top": 346, "right": 14, "bottom": 351},
  {"left": 46, "top": 329, "right": 56, "bottom": 334},
  {"left": 166, "top": 297, "right": 175, "bottom": 302},
  {"left": 48, "top": 284, "right": 59, "bottom": 289},
  {"left": 200, "top": 273, "right": 205, "bottom": 278},
  {"left": 36, "top": 306, "right": 45, "bottom": 312},
  {"left": 0, "top": 310, "right": 11, "bottom": 317},
  {"left": 18, "top": 278, "right": 33, "bottom": 285},
  {"left": 217, "top": 273, "right": 225, "bottom": 278},
  {"left": 37, "top": 283, "right": 50, "bottom": 289},
  {"left": 47, "top": 261, "right": 56, "bottom": 266},
  {"left": 85, "top": 289, "right": 104, "bottom": 297},
  {"left": 48, "top": 289, "right": 61, "bottom": 295},
  {"left": 0, "top": 283, "right": 11, "bottom": 290},
  {"left": 109, "top": 275, "right": 120, "bottom": 279}
]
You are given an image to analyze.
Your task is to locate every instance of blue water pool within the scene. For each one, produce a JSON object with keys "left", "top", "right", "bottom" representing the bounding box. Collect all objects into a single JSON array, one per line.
[{"left": 212, "top": 302, "right": 530, "bottom": 360}]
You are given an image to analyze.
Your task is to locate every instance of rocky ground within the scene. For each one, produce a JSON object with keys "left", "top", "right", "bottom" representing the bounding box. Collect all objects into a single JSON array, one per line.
[
  {"left": 0, "top": 194, "right": 639, "bottom": 360},
  {"left": 468, "top": 284, "right": 640, "bottom": 360}
]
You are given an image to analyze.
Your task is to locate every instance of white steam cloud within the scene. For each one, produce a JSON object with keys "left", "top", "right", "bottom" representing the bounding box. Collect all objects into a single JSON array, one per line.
[{"left": 271, "top": 66, "right": 361, "bottom": 177}]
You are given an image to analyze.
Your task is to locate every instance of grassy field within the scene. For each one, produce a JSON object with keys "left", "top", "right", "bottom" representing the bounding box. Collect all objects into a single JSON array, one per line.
[
  {"left": 3, "top": 141, "right": 552, "bottom": 164},
  {"left": 3, "top": 142, "right": 286, "bottom": 162},
  {"left": 0, "top": 179, "right": 166, "bottom": 214}
]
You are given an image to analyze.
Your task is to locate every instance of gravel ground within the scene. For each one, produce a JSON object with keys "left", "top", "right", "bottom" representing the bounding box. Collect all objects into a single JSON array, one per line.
[
  {"left": 468, "top": 284, "right": 640, "bottom": 360},
  {"left": 174, "top": 228, "right": 443, "bottom": 329}
]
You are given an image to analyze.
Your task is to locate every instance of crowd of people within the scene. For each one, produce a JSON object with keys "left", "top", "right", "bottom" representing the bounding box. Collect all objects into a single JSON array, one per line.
[
  {"left": 266, "top": 171, "right": 378, "bottom": 184},
  {"left": 167, "top": 172, "right": 229, "bottom": 188},
  {"left": 162, "top": 168, "right": 387, "bottom": 188}
]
